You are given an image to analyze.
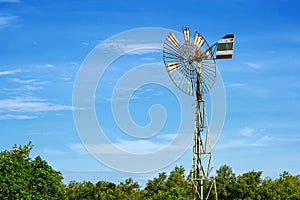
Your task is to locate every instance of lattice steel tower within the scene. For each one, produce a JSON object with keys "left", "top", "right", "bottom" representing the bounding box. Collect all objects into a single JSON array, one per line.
[{"left": 163, "top": 27, "right": 234, "bottom": 200}]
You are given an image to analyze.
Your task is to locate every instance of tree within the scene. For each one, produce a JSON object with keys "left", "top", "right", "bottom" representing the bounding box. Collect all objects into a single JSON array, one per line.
[
  {"left": 260, "top": 177, "right": 278, "bottom": 200},
  {"left": 66, "top": 180, "right": 96, "bottom": 199},
  {"left": 235, "top": 170, "right": 262, "bottom": 200},
  {"left": 144, "top": 172, "right": 168, "bottom": 199},
  {"left": 274, "top": 171, "right": 300, "bottom": 199},
  {"left": 115, "top": 178, "right": 141, "bottom": 200},
  {"left": 94, "top": 180, "right": 116, "bottom": 199},
  {"left": 62, "top": 164, "right": 300, "bottom": 200},
  {"left": 0, "top": 142, "right": 66, "bottom": 199},
  {"left": 165, "top": 166, "right": 189, "bottom": 199},
  {"left": 144, "top": 166, "right": 189, "bottom": 200},
  {"left": 215, "top": 165, "right": 237, "bottom": 199}
]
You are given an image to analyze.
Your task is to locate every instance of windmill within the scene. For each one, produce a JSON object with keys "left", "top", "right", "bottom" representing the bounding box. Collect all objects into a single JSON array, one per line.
[{"left": 163, "top": 27, "right": 234, "bottom": 200}]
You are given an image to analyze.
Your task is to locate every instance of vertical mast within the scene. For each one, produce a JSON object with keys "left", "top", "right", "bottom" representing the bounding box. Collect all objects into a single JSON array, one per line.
[{"left": 191, "top": 63, "right": 218, "bottom": 200}]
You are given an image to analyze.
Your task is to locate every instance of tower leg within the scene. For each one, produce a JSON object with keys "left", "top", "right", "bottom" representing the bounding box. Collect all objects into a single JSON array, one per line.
[{"left": 190, "top": 76, "right": 218, "bottom": 200}]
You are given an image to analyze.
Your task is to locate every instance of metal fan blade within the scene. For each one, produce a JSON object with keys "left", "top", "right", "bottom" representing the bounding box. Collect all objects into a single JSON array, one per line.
[
  {"left": 166, "top": 62, "right": 179, "bottom": 73},
  {"left": 193, "top": 32, "right": 204, "bottom": 49},
  {"left": 166, "top": 32, "right": 180, "bottom": 48},
  {"left": 183, "top": 27, "right": 190, "bottom": 44},
  {"left": 205, "top": 49, "right": 213, "bottom": 59}
]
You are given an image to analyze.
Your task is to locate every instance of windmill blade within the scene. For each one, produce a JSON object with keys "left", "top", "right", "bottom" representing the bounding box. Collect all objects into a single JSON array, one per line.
[
  {"left": 166, "top": 32, "right": 180, "bottom": 48},
  {"left": 216, "top": 34, "right": 235, "bottom": 59},
  {"left": 205, "top": 49, "right": 213, "bottom": 58},
  {"left": 183, "top": 27, "right": 190, "bottom": 43},
  {"left": 193, "top": 32, "right": 204, "bottom": 49},
  {"left": 166, "top": 62, "right": 179, "bottom": 73}
]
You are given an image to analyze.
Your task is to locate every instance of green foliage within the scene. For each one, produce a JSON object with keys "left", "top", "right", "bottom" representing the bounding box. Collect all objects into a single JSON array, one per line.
[
  {"left": 2, "top": 142, "right": 300, "bottom": 199},
  {"left": 0, "top": 142, "right": 66, "bottom": 199},
  {"left": 95, "top": 180, "right": 116, "bottom": 199},
  {"left": 235, "top": 170, "right": 263, "bottom": 200},
  {"left": 215, "top": 165, "right": 236, "bottom": 199},
  {"left": 144, "top": 171, "right": 168, "bottom": 199},
  {"left": 144, "top": 166, "right": 188, "bottom": 200},
  {"left": 115, "top": 178, "right": 141, "bottom": 200},
  {"left": 66, "top": 180, "right": 97, "bottom": 199},
  {"left": 274, "top": 171, "right": 300, "bottom": 199}
]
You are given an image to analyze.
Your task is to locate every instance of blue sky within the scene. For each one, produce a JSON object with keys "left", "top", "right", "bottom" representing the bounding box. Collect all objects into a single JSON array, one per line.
[{"left": 1, "top": 0, "right": 300, "bottom": 185}]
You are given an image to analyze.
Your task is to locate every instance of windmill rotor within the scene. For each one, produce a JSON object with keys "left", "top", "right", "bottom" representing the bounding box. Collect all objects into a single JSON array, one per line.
[{"left": 163, "top": 27, "right": 216, "bottom": 95}]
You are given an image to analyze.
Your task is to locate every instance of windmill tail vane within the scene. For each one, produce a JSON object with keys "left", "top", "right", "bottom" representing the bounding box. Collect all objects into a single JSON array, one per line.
[{"left": 206, "top": 33, "right": 235, "bottom": 60}]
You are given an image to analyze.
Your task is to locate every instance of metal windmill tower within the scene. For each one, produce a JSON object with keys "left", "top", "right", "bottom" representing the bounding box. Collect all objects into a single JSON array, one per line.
[{"left": 163, "top": 27, "right": 235, "bottom": 200}]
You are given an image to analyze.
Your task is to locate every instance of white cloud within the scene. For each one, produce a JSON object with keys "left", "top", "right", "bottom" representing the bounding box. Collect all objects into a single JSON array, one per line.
[
  {"left": 0, "top": 15, "right": 18, "bottom": 28},
  {"left": 245, "top": 62, "right": 261, "bottom": 69},
  {"left": 254, "top": 136, "right": 272, "bottom": 146},
  {"left": 102, "top": 39, "right": 162, "bottom": 55},
  {"left": 11, "top": 78, "right": 36, "bottom": 84},
  {"left": 240, "top": 127, "right": 255, "bottom": 137},
  {"left": 227, "top": 83, "right": 245, "bottom": 88},
  {"left": 44, "top": 64, "right": 54, "bottom": 68},
  {"left": 68, "top": 143, "right": 88, "bottom": 155},
  {"left": 0, "top": 114, "right": 37, "bottom": 120},
  {"left": 69, "top": 136, "right": 186, "bottom": 155},
  {"left": 115, "top": 139, "right": 167, "bottom": 153},
  {"left": 24, "top": 85, "right": 43, "bottom": 91},
  {"left": 35, "top": 64, "right": 55, "bottom": 68},
  {"left": 0, "top": 69, "right": 21, "bottom": 76},
  {"left": 157, "top": 133, "right": 177, "bottom": 141},
  {"left": 10, "top": 78, "right": 46, "bottom": 91},
  {"left": 0, "top": 0, "right": 20, "bottom": 2},
  {"left": 217, "top": 135, "right": 271, "bottom": 149},
  {"left": 0, "top": 97, "right": 72, "bottom": 112},
  {"left": 2, "top": 78, "right": 47, "bottom": 92},
  {"left": 42, "top": 148, "right": 67, "bottom": 155}
]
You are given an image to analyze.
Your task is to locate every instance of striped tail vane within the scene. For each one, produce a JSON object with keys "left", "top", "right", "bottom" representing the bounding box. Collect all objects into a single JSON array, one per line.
[{"left": 216, "top": 34, "right": 235, "bottom": 59}]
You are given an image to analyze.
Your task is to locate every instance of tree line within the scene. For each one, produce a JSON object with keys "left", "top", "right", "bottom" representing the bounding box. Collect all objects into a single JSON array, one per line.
[{"left": 1, "top": 142, "right": 300, "bottom": 199}]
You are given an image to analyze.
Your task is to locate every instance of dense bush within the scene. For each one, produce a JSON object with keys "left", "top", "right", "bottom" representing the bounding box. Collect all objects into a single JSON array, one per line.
[
  {"left": 0, "top": 142, "right": 66, "bottom": 199},
  {"left": 1, "top": 142, "right": 300, "bottom": 199}
]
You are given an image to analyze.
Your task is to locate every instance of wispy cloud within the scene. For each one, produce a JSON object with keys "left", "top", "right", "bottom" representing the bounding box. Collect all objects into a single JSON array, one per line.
[
  {"left": 0, "top": 15, "right": 18, "bottom": 28},
  {"left": 42, "top": 148, "right": 67, "bottom": 156},
  {"left": 115, "top": 139, "right": 167, "bottom": 154},
  {"left": 217, "top": 135, "right": 271, "bottom": 149},
  {"left": 69, "top": 135, "right": 185, "bottom": 155},
  {"left": 245, "top": 62, "right": 261, "bottom": 69},
  {"left": 227, "top": 83, "right": 245, "bottom": 88},
  {"left": 68, "top": 143, "right": 88, "bottom": 155},
  {"left": 102, "top": 39, "right": 162, "bottom": 55},
  {"left": 10, "top": 78, "right": 47, "bottom": 91},
  {"left": 0, "top": 114, "right": 37, "bottom": 120},
  {"left": 240, "top": 127, "right": 255, "bottom": 137},
  {"left": 0, "top": 69, "right": 21, "bottom": 76},
  {"left": 35, "top": 64, "right": 55, "bottom": 68},
  {"left": 11, "top": 78, "right": 47, "bottom": 85},
  {"left": 24, "top": 85, "right": 43, "bottom": 91},
  {"left": 0, "top": 97, "right": 72, "bottom": 113},
  {"left": 11, "top": 78, "right": 36, "bottom": 84},
  {"left": 0, "top": 0, "right": 20, "bottom": 2},
  {"left": 157, "top": 133, "right": 177, "bottom": 141},
  {"left": 44, "top": 64, "right": 54, "bottom": 68}
]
